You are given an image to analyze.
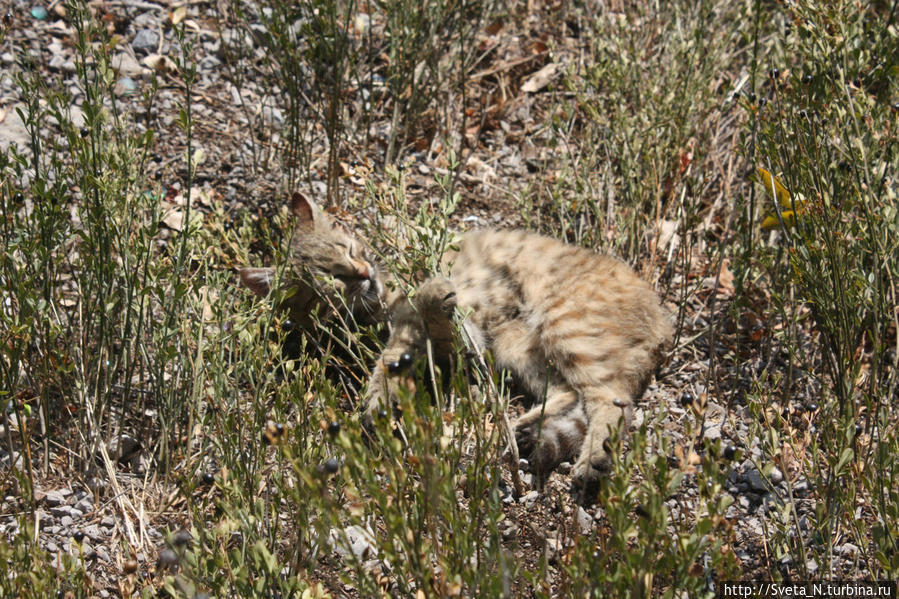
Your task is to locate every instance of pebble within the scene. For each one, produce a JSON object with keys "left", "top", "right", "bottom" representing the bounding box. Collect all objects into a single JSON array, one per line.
[
  {"left": 329, "top": 525, "right": 377, "bottom": 561},
  {"left": 0, "top": 108, "right": 26, "bottom": 155},
  {"left": 576, "top": 506, "right": 593, "bottom": 534},
  {"left": 131, "top": 29, "right": 160, "bottom": 55},
  {"left": 742, "top": 468, "right": 770, "bottom": 493},
  {"left": 30, "top": 5, "right": 48, "bottom": 20},
  {"left": 115, "top": 77, "right": 138, "bottom": 96},
  {"left": 502, "top": 524, "right": 518, "bottom": 541},
  {"left": 44, "top": 489, "right": 71, "bottom": 507},
  {"left": 520, "top": 490, "right": 539, "bottom": 507},
  {"left": 112, "top": 52, "right": 144, "bottom": 78}
]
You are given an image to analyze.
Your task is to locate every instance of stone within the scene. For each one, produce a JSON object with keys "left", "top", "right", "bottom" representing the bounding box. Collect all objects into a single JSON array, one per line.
[
  {"left": 131, "top": 29, "right": 159, "bottom": 55},
  {"left": 329, "top": 525, "right": 377, "bottom": 561},
  {"left": 44, "top": 489, "right": 71, "bottom": 507},
  {"left": 83, "top": 524, "right": 103, "bottom": 541},
  {"left": 501, "top": 525, "right": 518, "bottom": 541},
  {"left": 0, "top": 105, "right": 29, "bottom": 152},
  {"left": 576, "top": 506, "right": 593, "bottom": 534},
  {"left": 742, "top": 468, "right": 770, "bottom": 493},
  {"left": 769, "top": 466, "right": 783, "bottom": 485},
  {"left": 50, "top": 505, "right": 74, "bottom": 518},
  {"left": 114, "top": 77, "right": 138, "bottom": 96},
  {"left": 520, "top": 490, "right": 539, "bottom": 507},
  {"left": 112, "top": 52, "right": 143, "bottom": 78}
]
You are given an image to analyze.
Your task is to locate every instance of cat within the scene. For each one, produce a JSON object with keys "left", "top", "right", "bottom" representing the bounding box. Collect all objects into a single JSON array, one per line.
[
  {"left": 240, "top": 192, "right": 388, "bottom": 394},
  {"left": 242, "top": 195, "right": 673, "bottom": 500},
  {"left": 364, "top": 230, "right": 673, "bottom": 500},
  {"left": 240, "top": 192, "right": 386, "bottom": 329}
]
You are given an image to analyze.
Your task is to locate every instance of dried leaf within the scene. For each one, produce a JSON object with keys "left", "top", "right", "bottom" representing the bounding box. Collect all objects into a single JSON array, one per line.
[
  {"left": 170, "top": 6, "right": 187, "bottom": 25},
  {"left": 142, "top": 54, "right": 177, "bottom": 73},
  {"left": 161, "top": 209, "right": 186, "bottom": 231},
  {"left": 521, "top": 62, "right": 559, "bottom": 93}
]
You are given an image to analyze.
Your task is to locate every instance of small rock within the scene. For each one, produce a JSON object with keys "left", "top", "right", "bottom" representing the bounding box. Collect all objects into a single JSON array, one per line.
[
  {"left": 501, "top": 525, "right": 518, "bottom": 541},
  {"left": 31, "top": 5, "right": 48, "bottom": 20},
  {"left": 114, "top": 77, "right": 138, "bottom": 96},
  {"left": 83, "top": 524, "right": 102, "bottom": 541},
  {"left": 131, "top": 29, "right": 160, "bottom": 55},
  {"left": 199, "top": 55, "right": 220, "bottom": 70},
  {"left": 44, "top": 489, "right": 71, "bottom": 507},
  {"left": 769, "top": 467, "right": 783, "bottom": 485},
  {"left": 329, "top": 525, "right": 377, "bottom": 561},
  {"left": 50, "top": 505, "right": 74, "bottom": 518},
  {"left": 742, "top": 468, "right": 770, "bottom": 493},
  {"left": 544, "top": 537, "right": 564, "bottom": 564},
  {"left": 112, "top": 53, "right": 144, "bottom": 78},
  {"left": 0, "top": 105, "right": 29, "bottom": 152},
  {"left": 806, "top": 558, "right": 818, "bottom": 574},
  {"left": 60, "top": 515, "right": 74, "bottom": 528},
  {"left": 100, "top": 515, "right": 115, "bottom": 528},
  {"left": 82, "top": 543, "right": 97, "bottom": 560},
  {"left": 520, "top": 490, "right": 539, "bottom": 507},
  {"left": 74, "top": 497, "right": 93, "bottom": 514},
  {"left": 48, "top": 54, "right": 67, "bottom": 71},
  {"left": 576, "top": 506, "right": 593, "bottom": 534},
  {"left": 261, "top": 105, "right": 283, "bottom": 128}
]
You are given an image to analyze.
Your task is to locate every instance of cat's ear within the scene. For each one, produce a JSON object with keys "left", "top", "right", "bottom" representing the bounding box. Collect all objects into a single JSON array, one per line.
[
  {"left": 289, "top": 192, "right": 316, "bottom": 228},
  {"left": 240, "top": 267, "right": 276, "bottom": 297}
]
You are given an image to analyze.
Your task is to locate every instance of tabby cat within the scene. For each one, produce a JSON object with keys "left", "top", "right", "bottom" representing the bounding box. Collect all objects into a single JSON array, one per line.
[
  {"left": 367, "top": 230, "right": 673, "bottom": 497},
  {"left": 242, "top": 195, "right": 672, "bottom": 499},
  {"left": 240, "top": 193, "right": 387, "bottom": 394},
  {"left": 240, "top": 192, "right": 385, "bottom": 329}
]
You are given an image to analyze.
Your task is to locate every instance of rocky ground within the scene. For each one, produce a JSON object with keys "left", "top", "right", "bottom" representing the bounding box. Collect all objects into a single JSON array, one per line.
[{"left": 0, "top": 0, "right": 852, "bottom": 596}]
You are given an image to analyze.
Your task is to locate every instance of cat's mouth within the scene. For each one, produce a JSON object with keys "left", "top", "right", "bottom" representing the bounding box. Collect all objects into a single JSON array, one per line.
[{"left": 336, "top": 275, "right": 382, "bottom": 317}]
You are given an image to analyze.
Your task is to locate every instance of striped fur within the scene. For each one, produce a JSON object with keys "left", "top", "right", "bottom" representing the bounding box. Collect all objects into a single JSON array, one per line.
[
  {"left": 243, "top": 197, "right": 672, "bottom": 497},
  {"left": 240, "top": 193, "right": 385, "bottom": 332},
  {"left": 368, "top": 230, "right": 673, "bottom": 496}
]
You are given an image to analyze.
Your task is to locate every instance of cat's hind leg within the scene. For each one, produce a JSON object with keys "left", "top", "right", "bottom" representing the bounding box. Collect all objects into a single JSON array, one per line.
[
  {"left": 513, "top": 386, "right": 586, "bottom": 483},
  {"left": 568, "top": 382, "right": 632, "bottom": 503}
]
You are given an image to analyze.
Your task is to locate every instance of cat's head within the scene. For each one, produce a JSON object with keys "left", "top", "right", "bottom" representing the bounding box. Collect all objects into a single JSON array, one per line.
[{"left": 240, "top": 193, "right": 384, "bottom": 329}]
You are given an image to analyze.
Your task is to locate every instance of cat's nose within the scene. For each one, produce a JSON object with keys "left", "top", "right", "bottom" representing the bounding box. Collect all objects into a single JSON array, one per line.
[{"left": 352, "top": 260, "right": 371, "bottom": 280}]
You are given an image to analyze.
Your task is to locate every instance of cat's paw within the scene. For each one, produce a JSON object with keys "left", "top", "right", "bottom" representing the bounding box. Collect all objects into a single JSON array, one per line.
[
  {"left": 513, "top": 414, "right": 583, "bottom": 482},
  {"left": 513, "top": 421, "right": 562, "bottom": 481},
  {"left": 414, "top": 277, "right": 457, "bottom": 318},
  {"left": 569, "top": 451, "right": 612, "bottom": 505}
]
